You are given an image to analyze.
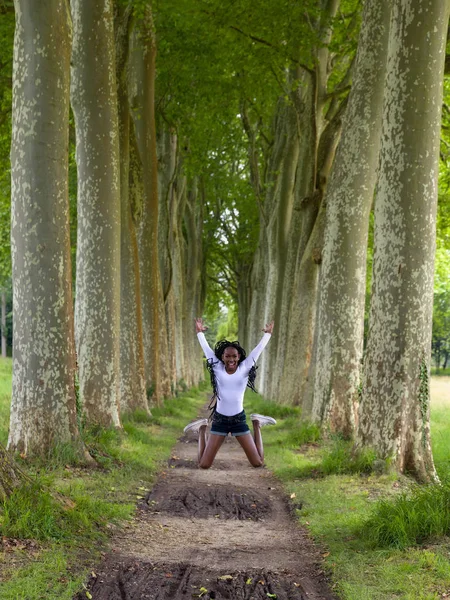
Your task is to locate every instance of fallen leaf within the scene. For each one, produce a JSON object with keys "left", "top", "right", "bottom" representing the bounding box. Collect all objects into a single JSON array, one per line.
[
  {"left": 246, "top": 578, "right": 252, "bottom": 585},
  {"left": 85, "top": 593, "right": 92, "bottom": 600},
  {"left": 258, "top": 580, "right": 265, "bottom": 585},
  {"left": 290, "top": 493, "right": 296, "bottom": 499},
  {"left": 218, "top": 575, "right": 233, "bottom": 581},
  {"left": 198, "top": 586, "right": 208, "bottom": 596},
  {"left": 266, "top": 594, "right": 277, "bottom": 599}
]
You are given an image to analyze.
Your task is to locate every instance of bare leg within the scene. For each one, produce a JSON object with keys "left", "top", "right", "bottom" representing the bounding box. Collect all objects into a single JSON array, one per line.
[
  {"left": 236, "top": 422, "right": 264, "bottom": 468},
  {"left": 252, "top": 420, "right": 264, "bottom": 462},
  {"left": 198, "top": 426, "right": 226, "bottom": 469}
]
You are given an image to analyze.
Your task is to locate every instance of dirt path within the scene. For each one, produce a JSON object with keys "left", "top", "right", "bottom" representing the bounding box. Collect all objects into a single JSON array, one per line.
[{"left": 76, "top": 421, "right": 337, "bottom": 600}]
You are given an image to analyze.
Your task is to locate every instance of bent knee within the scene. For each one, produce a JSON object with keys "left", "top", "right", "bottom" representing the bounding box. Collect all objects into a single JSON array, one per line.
[
  {"left": 250, "top": 459, "right": 264, "bottom": 468},
  {"left": 199, "top": 459, "right": 213, "bottom": 469}
]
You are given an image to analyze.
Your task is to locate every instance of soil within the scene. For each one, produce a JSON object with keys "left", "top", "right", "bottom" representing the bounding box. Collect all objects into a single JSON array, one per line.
[{"left": 75, "top": 418, "right": 337, "bottom": 600}]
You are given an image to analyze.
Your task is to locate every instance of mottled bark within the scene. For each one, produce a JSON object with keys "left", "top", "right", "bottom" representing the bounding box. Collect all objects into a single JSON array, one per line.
[
  {"left": 9, "top": 0, "right": 81, "bottom": 455},
  {"left": 71, "top": 0, "right": 121, "bottom": 427},
  {"left": 311, "top": 0, "right": 391, "bottom": 435},
  {"left": 357, "top": 0, "right": 449, "bottom": 481},
  {"left": 129, "top": 7, "right": 170, "bottom": 402},
  {"left": 116, "top": 5, "right": 149, "bottom": 415},
  {"left": 183, "top": 181, "right": 205, "bottom": 387},
  {"left": 158, "top": 129, "right": 182, "bottom": 391}
]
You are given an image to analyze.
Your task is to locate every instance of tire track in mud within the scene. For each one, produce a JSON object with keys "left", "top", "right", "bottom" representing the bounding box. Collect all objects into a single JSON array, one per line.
[{"left": 75, "top": 426, "right": 337, "bottom": 600}]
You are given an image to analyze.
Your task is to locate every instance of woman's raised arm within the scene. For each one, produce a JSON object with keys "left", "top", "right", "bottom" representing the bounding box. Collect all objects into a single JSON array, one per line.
[
  {"left": 245, "top": 321, "right": 274, "bottom": 364},
  {"left": 195, "top": 318, "right": 216, "bottom": 360}
]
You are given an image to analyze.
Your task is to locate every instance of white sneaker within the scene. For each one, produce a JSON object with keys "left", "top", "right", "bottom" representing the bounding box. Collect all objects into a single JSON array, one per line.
[
  {"left": 183, "top": 418, "right": 208, "bottom": 433},
  {"left": 250, "top": 413, "right": 277, "bottom": 426}
]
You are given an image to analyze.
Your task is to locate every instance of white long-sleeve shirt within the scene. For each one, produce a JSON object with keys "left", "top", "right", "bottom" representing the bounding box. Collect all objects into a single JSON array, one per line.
[{"left": 197, "top": 332, "right": 271, "bottom": 416}]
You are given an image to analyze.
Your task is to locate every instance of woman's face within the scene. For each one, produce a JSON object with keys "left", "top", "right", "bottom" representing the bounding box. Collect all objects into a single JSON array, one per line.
[{"left": 222, "top": 346, "right": 240, "bottom": 374}]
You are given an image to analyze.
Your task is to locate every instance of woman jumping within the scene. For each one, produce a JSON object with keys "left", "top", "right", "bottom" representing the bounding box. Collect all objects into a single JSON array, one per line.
[{"left": 183, "top": 318, "right": 276, "bottom": 469}]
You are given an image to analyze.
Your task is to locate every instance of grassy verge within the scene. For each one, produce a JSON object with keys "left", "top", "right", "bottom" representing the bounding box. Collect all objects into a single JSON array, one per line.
[
  {"left": 245, "top": 390, "right": 450, "bottom": 600},
  {"left": 0, "top": 358, "right": 206, "bottom": 600}
]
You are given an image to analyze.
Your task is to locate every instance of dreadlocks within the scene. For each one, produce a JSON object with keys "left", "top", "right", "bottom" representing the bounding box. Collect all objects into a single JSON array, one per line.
[{"left": 205, "top": 339, "right": 258, "bottom": 416}]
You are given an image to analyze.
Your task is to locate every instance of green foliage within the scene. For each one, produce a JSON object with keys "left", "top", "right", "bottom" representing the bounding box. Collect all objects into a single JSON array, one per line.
[
  {"left": 363, "top": 483, "right": 450, "bottom": 549},
  {"left": 0, "top": 7, "right": 13, "bottom": 288}
]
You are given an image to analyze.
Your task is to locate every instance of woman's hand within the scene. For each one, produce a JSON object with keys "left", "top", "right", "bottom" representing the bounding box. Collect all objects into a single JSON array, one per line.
[
  {"left": 195, "top": 318, "right": 208, "bottom": 333},
  {"left": 263, "top": 321, "right": 274, "bottom": 334}
]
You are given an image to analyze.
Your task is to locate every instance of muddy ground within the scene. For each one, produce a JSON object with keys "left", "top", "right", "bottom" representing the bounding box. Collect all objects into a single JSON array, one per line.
[{"left": 75, "top": 421, "right": 337, "bottom": 600}]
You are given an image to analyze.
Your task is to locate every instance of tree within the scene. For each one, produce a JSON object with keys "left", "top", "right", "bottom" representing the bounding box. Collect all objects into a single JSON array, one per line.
[
  {"left": 115, "top": 3, "right": 149, "bottom": 415},
  {"left": 8, "top": 0, "right": 82, "bottom": 455},
  {"left": 129, "top": 4, "right": 170, "bottom": 402},
  {"left": 308, "top": 0, "right": 391, "bottom": 434},
  {"left": 356, "top": 0, "right": 450, "bottom": 481},
  {"left": 71, "top": 0, "right": 122, "bottom": 427}
]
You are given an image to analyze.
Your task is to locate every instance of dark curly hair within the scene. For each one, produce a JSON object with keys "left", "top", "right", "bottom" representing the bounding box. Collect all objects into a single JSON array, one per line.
[{"left": 205, "top": 339, "right": 258, "bottom": 416}]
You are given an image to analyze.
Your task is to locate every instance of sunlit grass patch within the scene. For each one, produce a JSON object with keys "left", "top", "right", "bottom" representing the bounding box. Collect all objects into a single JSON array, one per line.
[
  {"left": 0, "top": 546, "right": 88, "bottom": 600},
  {"left": 363, "top": 483, "right": 450, "bottom": 549}
]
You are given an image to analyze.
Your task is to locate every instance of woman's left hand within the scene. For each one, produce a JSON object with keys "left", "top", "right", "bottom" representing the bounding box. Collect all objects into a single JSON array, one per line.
[{"left": 263, "top": 321, "right": 274, "bottom": 334}]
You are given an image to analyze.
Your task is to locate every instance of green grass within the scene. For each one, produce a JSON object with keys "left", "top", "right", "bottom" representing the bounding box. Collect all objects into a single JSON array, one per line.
[
  {"left": 431, "top": 367, "right": 450, "bottom": 376},
  {"left": 0, "top": 358, "right": 206, "bottom": 599},
  {"left": 244, "top": 388, "right": 450, "bottom": 600},
  {"left": 2, "top": 364, "right": 450, "bottom": 600}
]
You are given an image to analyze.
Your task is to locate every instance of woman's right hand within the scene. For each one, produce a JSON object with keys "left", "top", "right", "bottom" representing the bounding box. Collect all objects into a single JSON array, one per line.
[{"left": 195, "top": 318, "right": 208, "bottom": 333}]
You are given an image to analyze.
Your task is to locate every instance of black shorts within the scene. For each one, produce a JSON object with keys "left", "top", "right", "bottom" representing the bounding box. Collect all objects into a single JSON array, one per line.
[{"left": 210, "top": 410, "right": 251, "bottom": 437}]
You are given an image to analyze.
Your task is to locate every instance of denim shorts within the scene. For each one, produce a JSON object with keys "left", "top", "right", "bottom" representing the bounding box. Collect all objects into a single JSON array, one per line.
[{"left": 210, "top": 410, "right": 251, "bottom": 437}]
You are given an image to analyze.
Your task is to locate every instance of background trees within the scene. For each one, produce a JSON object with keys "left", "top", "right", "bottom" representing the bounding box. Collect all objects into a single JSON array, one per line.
[{"left": 1, "top": 0, "right": 449, "bottom": 480}]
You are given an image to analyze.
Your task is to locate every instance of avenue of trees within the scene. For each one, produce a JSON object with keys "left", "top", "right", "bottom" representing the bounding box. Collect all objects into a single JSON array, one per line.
[{"left": 1, "top": 0, "right": 450, "bottom": 482}]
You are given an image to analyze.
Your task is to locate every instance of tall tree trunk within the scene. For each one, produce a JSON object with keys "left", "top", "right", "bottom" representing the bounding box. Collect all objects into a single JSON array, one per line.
[
  {"left": 183, "top": 180, "right": 205, "bottom": 386},
  {"left": 115, "top": 4, "right": 149, "bottom": 415},
  {"left": 356, "top": 0, "right": 449, "bottom": 481},
  {"left": 129, "top": 6, "right": 169, "bottom": 403},
  {"left": 9, "top": 0, "right": 81, "bottom": 455},
  {"left": 311, "top": 0, "right": 391, "bottom": 435},
  {"left": 71, "top": 0, "right": 121, "bottom": 427},
  {"left": 158, "top": 128, "right": 181, "bottom": 392}
]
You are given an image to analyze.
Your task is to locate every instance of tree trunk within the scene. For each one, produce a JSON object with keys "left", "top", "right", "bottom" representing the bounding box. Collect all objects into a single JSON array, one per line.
[
  {"left": 9, "top": 0, "right": 81, "bottom": 455},
  {"left": 311, "top": 0, "right": 391, "bottom": 435},
  {"left": 129, "top": 6, "right": 170, "bottom": 403},
  {"left": 71, "top": 0, "right": 121, "bottom": 427},
  {"left": 115, "top": 4, "right": 149, "bottom": 416},
  {"left": 356, "top": 0, "right": 449, "bottom": 481}
]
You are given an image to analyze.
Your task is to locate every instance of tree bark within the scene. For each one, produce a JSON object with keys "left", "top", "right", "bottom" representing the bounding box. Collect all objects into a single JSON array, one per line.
[
  {"left": 129, "top": 5, "right": 170, "bottom": 403},
  {"left": 356, "top": 0, "right": 449, "bottom": 481},
  {"left": 71, "top": 0, "right": 121, "bottom": 427},
  {"left": 9, "top": 0, "right": 81, "bottom": 455},
  {"left": 115, "top": 3, "right": 149, "bottom": 415},
  {"left": 311, "top": 0, "right": 391, "bottom": 435}
]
